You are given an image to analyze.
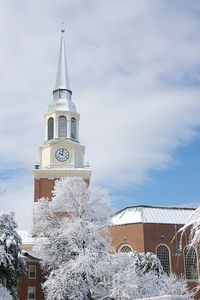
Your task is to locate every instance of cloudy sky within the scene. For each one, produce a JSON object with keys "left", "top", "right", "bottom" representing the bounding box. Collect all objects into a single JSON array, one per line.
[{"left": 0, "top": 0, "right": 200, "bottom": 229}]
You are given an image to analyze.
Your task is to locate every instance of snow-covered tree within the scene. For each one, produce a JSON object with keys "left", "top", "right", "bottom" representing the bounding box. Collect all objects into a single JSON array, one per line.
[
  {"left": 33, "top": 177, "right": 192, "bottom": 299},
  {"left": 138, "top": 271, "right": 192, "bottom": 299},
  {"left": 132, "top": 251, "right": 163, "bottom": 275},
  {"left": 0, "top": 283, "right": 12, "bottom": 300},
  {"left": 0, "top": 212, "right": 27, "bottom": 299},
  {"left": 33, "top": 177, "right": 113, "bottom": 300},
  {"left": 109, "top": 251, "right": 163, "bottom": 298},
  {"left": 157, "top": 273, "right": 193, "bottom": 298},
  {"left": 111, "top": 253, "right": 192, "bottom": 299},
  {"left": 110, "top": 253, "right": 140, "bottom": 299}
]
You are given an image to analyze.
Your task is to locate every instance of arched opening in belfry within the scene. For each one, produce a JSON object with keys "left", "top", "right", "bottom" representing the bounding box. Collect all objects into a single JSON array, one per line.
[
  {"left": 58, "top": 116, "right": 67, "bottom": 138},
  {"left": 48, "top": 117, "right": 54, "bottom": 140}
]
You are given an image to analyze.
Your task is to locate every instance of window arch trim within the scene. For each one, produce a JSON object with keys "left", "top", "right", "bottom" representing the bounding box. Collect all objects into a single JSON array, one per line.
[
  {"left": 184, "top": 246, "right": 199, "bottom": 281},
  {"left": 117, "top": 244, "right": 133, "bottom": 253},
  {"left": 47, "top": 117, "right": 54, "bottom": 140},
  {"left": 156, "top": 244, "right": 171, "bottom": 275}
]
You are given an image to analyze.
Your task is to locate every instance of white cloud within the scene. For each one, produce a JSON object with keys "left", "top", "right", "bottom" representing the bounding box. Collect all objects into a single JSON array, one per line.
[
  {"left": 0, "top": 172, "right": 33, "bottom": 229},
  {"left": 0, "top": 0, "right": 200, "bottom": 228}
]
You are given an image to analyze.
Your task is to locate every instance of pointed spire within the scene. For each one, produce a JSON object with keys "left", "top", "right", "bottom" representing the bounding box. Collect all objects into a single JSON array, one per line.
[
  {"left": 48, "top": 28, "right": 77, "bottom": 113},
  {"left": 54, "top": 27, "right": 71, "bottom": 94}
]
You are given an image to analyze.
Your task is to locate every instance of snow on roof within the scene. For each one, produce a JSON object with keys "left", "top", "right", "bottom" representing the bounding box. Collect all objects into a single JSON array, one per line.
[
  {"left": 111, "top": 205, "right": 196, "bottom": 226},
  {"left": 17, "top": 230, "right": 34, "bottom": 245},
  {"left": 20, "top": 251, "right": 40, "bottom": 260}
]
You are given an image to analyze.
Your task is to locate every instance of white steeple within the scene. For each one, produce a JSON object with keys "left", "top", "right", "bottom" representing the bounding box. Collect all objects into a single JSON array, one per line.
[
  {"left": 33, "top": 28, "right": 91, "bottom": 198},
  {"left": 48, "top": 28, "right": 77, "bottom": 113}
]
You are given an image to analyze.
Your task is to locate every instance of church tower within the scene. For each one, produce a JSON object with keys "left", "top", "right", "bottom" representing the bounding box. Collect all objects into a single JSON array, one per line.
[{"left": 33, "top": 29, "right": 91, "bottom": 201}]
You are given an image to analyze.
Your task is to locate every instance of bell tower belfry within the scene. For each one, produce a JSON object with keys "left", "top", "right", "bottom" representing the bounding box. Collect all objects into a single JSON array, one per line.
[{"left": 33, "top": 29, "right": 91, "bottom": 201}]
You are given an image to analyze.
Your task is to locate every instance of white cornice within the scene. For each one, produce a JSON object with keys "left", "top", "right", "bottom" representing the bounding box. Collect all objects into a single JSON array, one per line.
[{"left": 33, "top": 167, "right": 92, "bottom": 180}]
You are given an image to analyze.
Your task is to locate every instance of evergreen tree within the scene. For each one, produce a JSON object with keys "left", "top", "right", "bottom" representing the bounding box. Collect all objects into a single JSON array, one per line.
[{"left": 0, "top": 212, "right": 26, "bottom": 299}]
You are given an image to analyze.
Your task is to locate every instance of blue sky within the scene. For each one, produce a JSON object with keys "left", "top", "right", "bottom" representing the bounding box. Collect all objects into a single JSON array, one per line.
[
  {"left": 0, "top": 0, "right": 200, "bottom": 228},
  {"left": 111, "top": 137, "right": 200, "bottom": 211}
]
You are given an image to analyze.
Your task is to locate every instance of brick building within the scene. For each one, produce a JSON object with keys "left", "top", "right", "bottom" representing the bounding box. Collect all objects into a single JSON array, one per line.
[
  {"left": 111, "top": 205, "right": 199, "bottom": 290},
  {"left": 18, "top": 205, "right": 199, "bottom": 299},
  {"left": 18, "top": 252, "right": 43, "bottom": 300}
]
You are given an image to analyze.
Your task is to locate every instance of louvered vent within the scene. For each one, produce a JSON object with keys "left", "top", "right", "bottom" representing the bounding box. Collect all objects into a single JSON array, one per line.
[
  {"left": 71, "top": 117, "right": 76, "bottom": 139},
  {"left": 58, "top": 116, "right": 67, "bottom": 138}
]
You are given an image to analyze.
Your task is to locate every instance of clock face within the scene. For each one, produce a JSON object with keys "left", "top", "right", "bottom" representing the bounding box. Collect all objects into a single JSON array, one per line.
[{"left": 55, "top": 148, "right": 70, "bottom": 162}]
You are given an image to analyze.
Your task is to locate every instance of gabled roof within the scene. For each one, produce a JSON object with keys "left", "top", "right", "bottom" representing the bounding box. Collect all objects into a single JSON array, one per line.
[
  {"left": 111, "top": 205, "right": 196, "bottom": 226},
  {"left": 20, "top": 251, "right": 40, "bottom": 261}
]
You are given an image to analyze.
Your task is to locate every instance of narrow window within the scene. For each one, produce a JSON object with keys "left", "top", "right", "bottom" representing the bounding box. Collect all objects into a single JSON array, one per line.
[
  {"left": 58, "top": 116, "right": 67, "bottom": 138},
  {"left": 156, "top": 245, "right": 170, "bottom": 275},
  {"left": 119, "top": 245, "right": 132, "bottom": 253},
  {"left": 28, "top": 265, "right": 36, "bottom": 279},
  {"left": 184, "top": 247, "right": 198, "bottom": 280},
  {"left": 28, "top": 287, "right": 36, "bottom": 300},
  {"left": 71, "top": 117, "right": 76, "bottom": 139},
  {"left": 48, "top": 117, "right": 54, "bottom": 140}
]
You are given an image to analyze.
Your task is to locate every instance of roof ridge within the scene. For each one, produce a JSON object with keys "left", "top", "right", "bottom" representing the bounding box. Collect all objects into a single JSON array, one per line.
[{"left": 114, "top": 205, "right": 196, "bottom": 216}]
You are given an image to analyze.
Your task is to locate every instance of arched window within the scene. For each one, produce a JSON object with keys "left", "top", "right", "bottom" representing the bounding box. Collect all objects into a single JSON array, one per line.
[
  {"left": 71, "top": 118, "right": 76, "bottom": 139},
  {"left": 48, "top": 117, "right": 54, "bottom": 140},
  {"left": 184, "top": 247, "right": 198, "bottom": 280},
  {"left": 156, "top": 245, "right": 170, "bottom": 275},
  {"left": 119, "top": 245, "right": 133, "bottom": 253},
  {"left": 58, "top": 116, "right": 67, "bottom": 138}
]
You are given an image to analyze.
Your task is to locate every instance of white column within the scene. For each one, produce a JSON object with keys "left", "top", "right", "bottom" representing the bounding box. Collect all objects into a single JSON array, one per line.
[
  {"left": 67, "top": 116, "right": 71, "bottom": 139},
  {"left": 45, "top": 116, "right": 48, "bottom": 141},
  {"left": 55, "top": 116, "right": 58, "bottom": 138},
  {"left": 76, "top": 120, "right": 79, "bottom": 141}
]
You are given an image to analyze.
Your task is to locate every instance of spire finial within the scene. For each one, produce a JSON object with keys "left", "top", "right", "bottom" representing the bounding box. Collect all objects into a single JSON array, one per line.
[{"left": 61, "top": 22, "right": 65, "bottom": 34}]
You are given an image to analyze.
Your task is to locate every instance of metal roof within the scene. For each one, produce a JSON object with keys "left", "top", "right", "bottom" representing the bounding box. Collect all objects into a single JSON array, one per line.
[
  {"left": 54, "top": 28, "right": 71, "bottom": 92},
  {"left": 111, "top": 205, "right": 196, "bottom": 226},
  {"left": 48, "top": 29, "right": 77, "bottom": 113}
]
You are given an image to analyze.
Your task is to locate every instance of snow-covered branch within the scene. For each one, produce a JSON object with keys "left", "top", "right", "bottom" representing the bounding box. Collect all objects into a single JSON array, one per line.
[{"left": 178, "top": 207, "right": 200, "bottom": 249}]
